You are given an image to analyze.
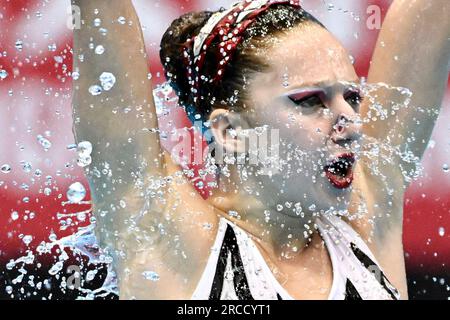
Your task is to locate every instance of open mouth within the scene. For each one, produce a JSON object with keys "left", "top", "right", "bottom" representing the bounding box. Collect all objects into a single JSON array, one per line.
[{"left": 324, "top": 153, "right": 355, "bottom": 189}]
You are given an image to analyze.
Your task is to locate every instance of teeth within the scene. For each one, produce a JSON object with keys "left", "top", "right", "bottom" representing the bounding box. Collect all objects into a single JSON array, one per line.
[
  {"left": 327, "top": 157, "right": 354, "bottom": 167},
  {"left": 325, "top": 157, "right": 354, "bottom": 178},
  {"left": 324, "top": 155, "right": 355, "bottom": 188}
]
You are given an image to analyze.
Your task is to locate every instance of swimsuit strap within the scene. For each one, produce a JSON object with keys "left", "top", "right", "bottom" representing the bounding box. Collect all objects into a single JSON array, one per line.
[
  {"left": 192, "top": 215, "right": 400, "bottom": 300},
  {"left": 316, "top": 214, "right": 400, "bottom": 300}
]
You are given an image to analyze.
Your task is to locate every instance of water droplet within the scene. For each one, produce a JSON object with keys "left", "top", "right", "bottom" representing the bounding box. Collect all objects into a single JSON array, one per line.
[
  {"left": 195, "top": 180, "right": 204, "bottom": 189},
  {"left": 67, "top": 182, "right": 86, "bottom": 203},
  {"left": 264, "top": 210, "right": 271, "bottom": 222},
  {"left": 6, "top": 260, "right": 15, "bottom": 270},
  {"left": 203, "top": 222, "right": 212, "bottom": 230},
  {"left": 72, "top": 71, "right": 80, "bottom": 80},
  {"left": 77, "top": 156, "right": 92, "bottom": 168},
  {"left": 89, "top": 85, "right": 103, "bottom": 96},
  {"left": 282, "top": 72, "right": 289, "bottom": 88},
  {"left": 44, "top": 187, "right": 52, "bottom": 196},
  {"left": 5, "top": 286, "right": 12, "bottom": 295},
  {"left": 77, "top": 141, "right": 93, "bottom": 157},
  {"left": 1, "top": 164, "right": 11, "bottom": 173},
  {"left": 142, "top": 271, "right": 160, "bottom": 281},
  {"left": 22, "top": 235, "right": 33, "bottom": 245},
  {"left": 119, "top": 200, "right": 126, "bottom": 208},
  {"left": 48, "top": 232, "right": 57, "bottom": 242},
  {"left": 86, "top": 270, "right": 97, "bottom": 282},
  {"left": 77, "top": 211, "right": 87, "bottom": 221},
  {"left": 117, "top": 16, "right": 126, "bottom": 24},
  {"left": 21, "top": 162, "right": 32, "bottom": 173},
  {"left": 94, "top": 18, "right": 102, "bottom": 27},
  {"left": 37, "top": 135, "right": 52, "bottom": 150},
  {"left": 95, "top": 45, "right": 105, "bottom": 55},
  {"left": 228, "top": 210, "right": 239, "bottom": 218},
  {"left": 309, "top": 204, "right": 316, "bottom": 211},
  {"left": 0, "top": 69, "right": 8, "bottom": 80},
  {"left": 349, "top": 54, "right": 355, "bottom": 64},
  {"left": 254, "top": 126, "right": 267, "bottom": 136},
  {"left": 443, "top": 164, "right": 449, "bottom": 173},
  {"left": 428, "top": 140, "right": 436, "bottom": 149},
  {"left": 15, "top": 40, "right": 23, "bottom": 51},
  {"left": 48, "top": 43, "right": 57, "bottom": 51},
  {"left": 439, "top": 227, "right": 445, "bottom": 237},
  {"left": 11, "top": 211, "right": 19, "bottom": 221},
  {"left": 99, "top": 72, "right": 116, "bottom": 91},
  {"left": 48, "top": 261, "right": 64, "bottom": 276},
  {"left": 99, "top": 28, "right": 108, "bottom": 36}
]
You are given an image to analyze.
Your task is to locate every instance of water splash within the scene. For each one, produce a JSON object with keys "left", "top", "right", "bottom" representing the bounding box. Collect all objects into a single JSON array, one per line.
[
  {"left": 5, "top": 223, "right": 118, "bottom": 300},
  {"left": 3, "top": 70, "right": 445, "bottom": 300}
]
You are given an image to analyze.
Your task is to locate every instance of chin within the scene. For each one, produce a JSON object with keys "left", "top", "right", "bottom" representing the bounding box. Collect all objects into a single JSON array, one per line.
[{"left": 314, "top": 179, "right": 352, "bottom": 212}]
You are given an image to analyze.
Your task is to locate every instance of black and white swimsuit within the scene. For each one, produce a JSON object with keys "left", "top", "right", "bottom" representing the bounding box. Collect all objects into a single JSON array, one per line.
[{"left": 191, "top": 214, "right": 400, "bottom": 300}]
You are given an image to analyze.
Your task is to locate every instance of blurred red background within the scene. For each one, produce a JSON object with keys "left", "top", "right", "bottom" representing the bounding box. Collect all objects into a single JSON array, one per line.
[{"left": 0, "top": 0, "right": 449, "bottom": 298}]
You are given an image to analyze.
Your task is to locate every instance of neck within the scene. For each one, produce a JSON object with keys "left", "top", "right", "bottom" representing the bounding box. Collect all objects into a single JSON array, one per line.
[{"left": 206, "top": 166, "right": 318, "bottom": 264}]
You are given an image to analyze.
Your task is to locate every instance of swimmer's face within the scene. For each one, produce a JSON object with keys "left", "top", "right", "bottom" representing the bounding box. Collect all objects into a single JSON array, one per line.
[{"left": 210, "top": 23, "right": 363, "bottom": 214}]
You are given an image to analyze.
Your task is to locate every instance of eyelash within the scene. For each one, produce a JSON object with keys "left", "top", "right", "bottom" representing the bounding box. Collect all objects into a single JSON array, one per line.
[
  {"left": 288, "top": 94, "right": 324, "bottom": 109},
  {"left": 288, "top": 91, "right": 363, "bottom": 109},
  {"left": 344, "top": 91, "right": 363, "bottom": 107}
]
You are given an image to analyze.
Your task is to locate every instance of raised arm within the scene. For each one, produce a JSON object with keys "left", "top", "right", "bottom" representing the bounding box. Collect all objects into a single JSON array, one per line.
[
  {"left": 71, "top": 0, "right": 165, "bottom": 252},
  {"left": 362, "top": 0, "right": 450, "bottom": 178}
]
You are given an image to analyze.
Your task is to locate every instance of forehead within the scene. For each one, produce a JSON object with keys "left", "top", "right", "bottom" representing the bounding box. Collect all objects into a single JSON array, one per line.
[{"left": 254, "top": 23, "right": 358, "bottom": 87}]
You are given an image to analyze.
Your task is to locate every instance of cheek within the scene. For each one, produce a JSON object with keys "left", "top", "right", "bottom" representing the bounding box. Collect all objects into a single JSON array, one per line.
[
  {"left": 250, "top": 104, "right": 329, "bottom": 150},
  {"left": 278, "top": 114, "right": 329, "bottom": 151}
]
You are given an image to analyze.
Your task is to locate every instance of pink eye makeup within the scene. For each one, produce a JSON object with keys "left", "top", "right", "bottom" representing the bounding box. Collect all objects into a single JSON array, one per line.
[
  {"left": 285, "top": 88, "right": 327, "bottom": 108},
  {"left": 282, "top": 83, "right": 363, "bottom": 110}
]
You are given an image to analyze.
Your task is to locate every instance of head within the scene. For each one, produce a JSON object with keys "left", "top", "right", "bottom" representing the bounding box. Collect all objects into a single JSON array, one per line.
[{"left": 160, "top": 2, "right": 362, "bottom": 217}]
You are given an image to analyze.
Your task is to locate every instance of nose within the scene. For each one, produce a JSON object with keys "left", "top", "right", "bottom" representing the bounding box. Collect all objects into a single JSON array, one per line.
[{"left": 330, "top": 101, "right": 362, "bottom": 147}]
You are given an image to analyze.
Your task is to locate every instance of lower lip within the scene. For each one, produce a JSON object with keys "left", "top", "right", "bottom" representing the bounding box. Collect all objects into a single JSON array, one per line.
[
  {"left": 324, "top": 155, "right": 355, "bottom": 189},
  {"left": 325, "top": 169, "right": 354, "bottom": 189}
]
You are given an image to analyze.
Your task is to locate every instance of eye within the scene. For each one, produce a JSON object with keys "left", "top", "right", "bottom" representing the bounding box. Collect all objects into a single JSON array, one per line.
[
  {"left": 288, "top": 94, "right": 324, "bottom": 109},
  {"left": 344, "top": 90, "right": 363, "bottom": 108}
]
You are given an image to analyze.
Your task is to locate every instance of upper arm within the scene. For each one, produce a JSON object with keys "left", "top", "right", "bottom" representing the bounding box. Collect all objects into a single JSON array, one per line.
[
  {"left": 71, "top": 0, "right": 166, "bottom": 249},
  {"left": 362, "top": 0, "right": 450, "bottom": 176}
]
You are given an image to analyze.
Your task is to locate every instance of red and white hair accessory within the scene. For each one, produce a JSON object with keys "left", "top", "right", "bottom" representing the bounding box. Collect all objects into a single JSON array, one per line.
[{"left": 183, "top": 0, "right": 302, "bottom": 105}]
